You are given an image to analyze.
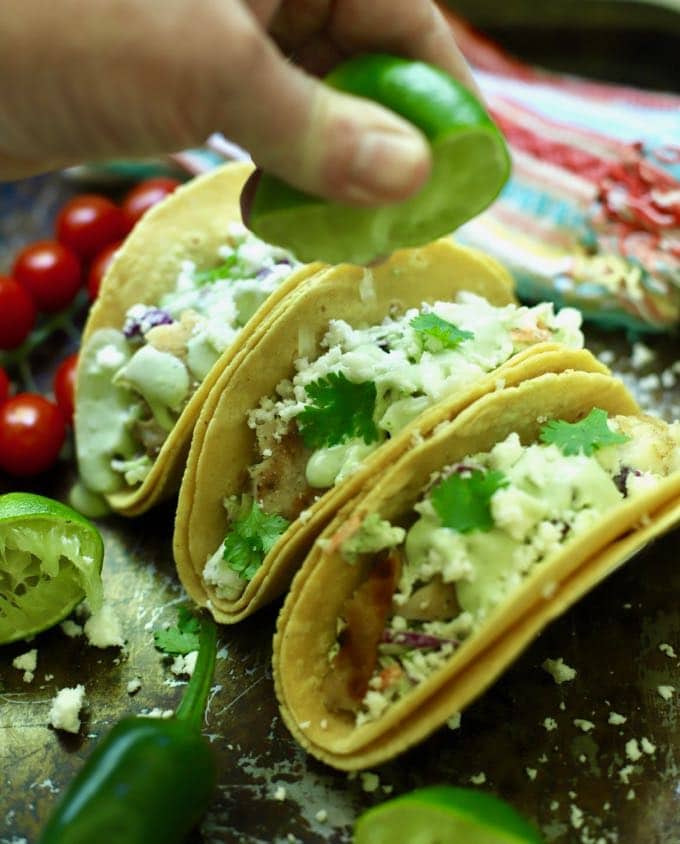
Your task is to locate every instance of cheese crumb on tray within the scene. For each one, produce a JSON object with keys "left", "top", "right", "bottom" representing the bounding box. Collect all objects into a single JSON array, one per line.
[
  {"left": 12, "top": 649, "right": 38, "bottom": 683},
  {"left": 49, "top": 685, "right": 86, "bottom": 734},
  {"left": 84, "top": 603, "right": 126, "bottom": 649}
]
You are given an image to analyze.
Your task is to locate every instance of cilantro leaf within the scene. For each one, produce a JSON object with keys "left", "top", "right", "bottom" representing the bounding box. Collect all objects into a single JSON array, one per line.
[
  {"left": 154, "top": 606, "right": 201, "bottom": 655},
  {"left": 223, "top": 499, "right": 290, "bottom": 581},
  {"left": 539, "top": 408, "right": 630, "bottom": 456},
  {"left": 430, "top": 469, "right": 508, "bottom": 533},
  {"left": 297, "top": 371, "right": 379, "bottom": 449},
  {"left": 193, "top": 254, "right": 242, "bottom": 286},
  {"left": 410, "top": 313, "right": 474, "bottom": 351}
]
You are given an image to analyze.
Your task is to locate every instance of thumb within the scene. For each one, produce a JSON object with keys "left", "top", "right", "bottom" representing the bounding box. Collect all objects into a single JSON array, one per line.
[{"left": 215, "top": 43, "right": 432, "bottom": 205}]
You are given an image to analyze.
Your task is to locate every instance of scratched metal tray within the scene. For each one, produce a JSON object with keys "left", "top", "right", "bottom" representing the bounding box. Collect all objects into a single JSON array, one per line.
[{"left": 1, "top": 8, "right": 679, "bottom": 843}]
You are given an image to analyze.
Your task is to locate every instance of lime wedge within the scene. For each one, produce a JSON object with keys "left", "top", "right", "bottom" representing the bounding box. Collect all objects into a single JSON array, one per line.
[
  {"left": 0, "top": 492, "right": 104, "bottom": 644},
  {"left": 247, "top": 54, "right": 510, "bottom": 265},
  {"left": 354, "top": 786, "right": 544, "bottom": 844}
]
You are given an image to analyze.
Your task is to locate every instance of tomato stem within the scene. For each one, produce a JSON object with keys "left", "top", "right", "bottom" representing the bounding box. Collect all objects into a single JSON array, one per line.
[{"left": 0, "top": 292, "right": 87, "bottom": 390}]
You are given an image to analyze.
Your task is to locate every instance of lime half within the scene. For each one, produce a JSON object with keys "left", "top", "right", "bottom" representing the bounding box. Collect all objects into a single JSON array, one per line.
[
  {"left": 0, "top": 492, "right": 104, "bottom": 644},
  {"left": 247, "top": 54, "right": 510, "bottom": 265},
  {"left": 354, "top": 786, "right": 544, "bottom": 844}
]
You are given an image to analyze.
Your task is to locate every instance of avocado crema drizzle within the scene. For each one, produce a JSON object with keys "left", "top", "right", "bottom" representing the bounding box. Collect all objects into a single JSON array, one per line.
[
  {"left": 76, "top": 225, "right": 300, "bottom": 496},
  {"left": 202, "top": 295, "right": 583, "bottom": 600},
  {"left": 321, "top": 412, "right": 680, "bottom": 725}
]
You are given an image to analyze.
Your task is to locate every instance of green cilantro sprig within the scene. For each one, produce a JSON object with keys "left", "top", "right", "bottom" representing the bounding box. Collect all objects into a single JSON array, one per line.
[
  {"left": 410, "top": 313, "right": 474, "bottom": 351},
  {"left": 430, "top": 468, "right": 508, "bottom": 534},
  {"left": 539, "top": 408, "right": 630, "bottom": 456},
  {"left": 193, "top": 254, "right": 242, "bottom": 286},
  {"left": 297, "top": 371, "right": 379, "bottom": 449},
  {"left": 154, "top": 606, "right": 201, "bottom": 655},
  {"left": 223, "top": 497, "right": 290, "bottom": 581}
]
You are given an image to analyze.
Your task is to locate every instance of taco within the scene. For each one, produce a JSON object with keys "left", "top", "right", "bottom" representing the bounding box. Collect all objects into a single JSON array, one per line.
[
  {"left": 174, "top": 238, "right": 609, "bottom": 624},
  {"left": 74, "top": 162, "right": 324, "bottom": 515},
  {"left": 272, "top": 371, "right": 680, "bottom": 770}
]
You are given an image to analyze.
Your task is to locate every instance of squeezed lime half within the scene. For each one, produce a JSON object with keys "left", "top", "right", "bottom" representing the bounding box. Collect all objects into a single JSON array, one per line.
[
  {"left": 247, "top": 54, "right": 510, "bottom": 265},
  {"left": 0, "top": 492, "right": 104, "bottom": 644},
  {"left": 353, "top": 786, "right": 544, "bottom": 844}
]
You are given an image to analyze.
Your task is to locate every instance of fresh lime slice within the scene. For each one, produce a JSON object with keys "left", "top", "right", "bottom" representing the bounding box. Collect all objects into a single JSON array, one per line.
[
  {"left": 247, "top": 54, "right": 510, "bottom": 265},
  {"left": 354, "top": 786, "right": 544, "bottom": 844},
  {"left": 0, "top": 492, "right": 104, "bottom": 644}
]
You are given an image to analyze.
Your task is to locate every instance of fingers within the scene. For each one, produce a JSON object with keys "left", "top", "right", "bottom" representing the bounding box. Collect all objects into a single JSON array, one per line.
[
  {"left": 0, "top": 0, "right": 449, "bottom": 204},
  {"left": 0, "top": 0, "right": 431, "bottom": 202},
  {"left": 329, "top": 0, "right": 479, "bottom": 95},
  {"left": 210, "top": 36, "right": 432, "bottom": 204}
]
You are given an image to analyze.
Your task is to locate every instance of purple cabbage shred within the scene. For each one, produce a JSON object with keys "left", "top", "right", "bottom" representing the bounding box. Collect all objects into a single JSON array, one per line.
[
  {"left": 380, "top": 628, "right": 459, "bottom": 651},
  {"left": 123, "top": 307, "right": 175, "bottom": 339}
]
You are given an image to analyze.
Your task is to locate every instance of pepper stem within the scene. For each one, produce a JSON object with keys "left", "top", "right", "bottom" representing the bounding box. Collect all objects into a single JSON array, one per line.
[{"left": 174, "top": 615, "right": 218, "bottom": 731}]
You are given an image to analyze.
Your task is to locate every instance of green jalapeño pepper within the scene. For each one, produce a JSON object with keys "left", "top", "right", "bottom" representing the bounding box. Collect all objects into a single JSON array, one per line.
[{"left": 38, "top": 614, "right": 218, "bottom": 844}]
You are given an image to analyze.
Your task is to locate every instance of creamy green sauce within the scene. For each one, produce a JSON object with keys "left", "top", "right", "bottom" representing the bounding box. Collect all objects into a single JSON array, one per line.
[{"left": 75, "top": 225, "right": 300, "bottom": 495}]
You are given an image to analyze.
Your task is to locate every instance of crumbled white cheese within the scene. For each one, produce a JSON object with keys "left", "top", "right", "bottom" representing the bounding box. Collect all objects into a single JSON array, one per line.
[
  {"left": 626, "top": 788, "right": 636, "bottom": 800},
  {"left": 625, "top": 739, "right": 642, "bottom": 762},
  {"left": 297, "top": 720, "right": 311, "bottom": 730},
  {"left": 319, "top": 719, "right": 328, "bottom": 730},
  {"left": 273, "top": 786, "right": 287, "bottom": 802},
  {"left": 640, "top": 737, "right": 656, "bottom": 755},
  {"left": 84, "top": 603, "right": 126, "bottom": 649},
  {"left": 574, "top": 719, "right": 595, "bottom": 733},
  {"left": 659, "top": 643, "right": 677, "bottom": 659},
  {"left": 171, "top": 651, "right": 198, "bottom": 677},
  {"left": 469, "top": 772, "right": 486, "bottom": 785},
  {"left": 526, "top": 768, "right": 537, "bottom": 781},
  {"left": 658, "top": 685, "right": 675, "bottom": 701},
  {"left": 543, "top": 657, "right": 577, "bottom": 684},
  {"left": 49, "top": 685, "right": 86, "bottom": 734},
  {"left": 126, "top": 677, "right": 142, "bottom": 695},
  {"left": 12, "top": 649, "right": 37, "bottom": 683},
  {"left": 638, "top": 373, "right": 660, "bottom": 391},
  {"left": 315, "top": 810, "right": 328, "bottom": 823},
  {"left": 360, "top": 772, "right": 380, "bottom": 793},
  {"left": 630, "top": 342, "right": 655, "bottom": 370},
  {"left": 570, "top": 805, "right": 584, "bottom": 830},
  {"left": 543, "top": 717, "right": 558, "bottom": 732},
  {"left": 447, "top": 712, "right": 461, "bottom": 730},
  {"left": 619, "top": 765, "right": 635, "bottom": 784},
  {"left": 608, "top": 712, "right": 627, "bottom": 725},
  {"left": 60, "top": 620, "right": 83, "bottom": 638}
]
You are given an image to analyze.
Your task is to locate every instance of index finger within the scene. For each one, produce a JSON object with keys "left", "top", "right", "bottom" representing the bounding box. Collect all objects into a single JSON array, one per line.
[{"left": 328, "top": 0, "right": 479, "bottom": 95}]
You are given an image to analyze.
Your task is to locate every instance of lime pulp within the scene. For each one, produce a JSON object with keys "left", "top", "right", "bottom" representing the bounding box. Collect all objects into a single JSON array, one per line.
[
  {"left": 353, "top": 786, "right": 544, "bottom": 844},
  {"left": 0, "top": 492, "right": 104, "bottom": 644}
]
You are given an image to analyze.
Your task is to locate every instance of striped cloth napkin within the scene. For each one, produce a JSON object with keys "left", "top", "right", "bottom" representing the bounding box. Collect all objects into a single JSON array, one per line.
[{"left": 442, "top": 10, "right": 680, "bottom": 334}]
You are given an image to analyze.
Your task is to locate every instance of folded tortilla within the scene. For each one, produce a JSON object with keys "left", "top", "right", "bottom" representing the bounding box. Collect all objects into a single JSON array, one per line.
[
  {"left": 174, "top": 239, "right": 609, "bottom": 624},
  {"left": 73, "top": 162, "right": 324, "bottom": 515},
  {"left": 273, "top": 371, "right": 679, "bottom": 770}
]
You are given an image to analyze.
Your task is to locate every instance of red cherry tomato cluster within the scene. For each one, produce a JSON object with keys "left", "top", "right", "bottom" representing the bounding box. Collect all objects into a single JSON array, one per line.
[{"left": 0, "top": 176, "right": 181, "bottom": 477}]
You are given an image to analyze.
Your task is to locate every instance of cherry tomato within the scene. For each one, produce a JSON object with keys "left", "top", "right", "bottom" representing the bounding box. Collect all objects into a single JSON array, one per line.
[
  {"left": 87, "top": 239, "right": 124, "bottom": 300},
  {"left": 12, "top": 240, "right": 82, "bottom": 313},
  {"left": 0, "top": 368, "right": 10, "bottom": 405},
  {"left": 0, "top": 275, "right": 37, "bottom": 350},
  {"left": 121, "top": 177, "right": 181, "bottom": 232},
  {"left": 0, "top": 393, "right": 66, "bottom": 476},
  {"left": 56, "top": 194, "right": 125, "bottom": 259},
  {"left": 53, "top": 353, "right": 79, "bottom": 424}
]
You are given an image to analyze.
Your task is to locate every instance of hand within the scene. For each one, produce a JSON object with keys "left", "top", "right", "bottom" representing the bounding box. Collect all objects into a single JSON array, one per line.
[{"left": 0, "top": 1, "right": 475, "bottom": 204}]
